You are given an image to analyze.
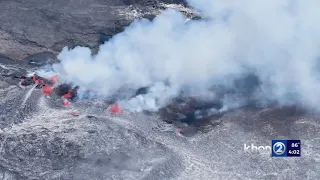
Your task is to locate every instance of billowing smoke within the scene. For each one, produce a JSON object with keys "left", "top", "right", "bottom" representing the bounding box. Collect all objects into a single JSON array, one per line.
[{"left": 40, "top": 0, "right": 320, "bottom": 112}]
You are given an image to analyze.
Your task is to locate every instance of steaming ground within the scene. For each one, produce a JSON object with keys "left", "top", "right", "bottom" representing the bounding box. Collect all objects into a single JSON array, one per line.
[{"left": 0, "top": 58, "right": 320, "bottom": 179}]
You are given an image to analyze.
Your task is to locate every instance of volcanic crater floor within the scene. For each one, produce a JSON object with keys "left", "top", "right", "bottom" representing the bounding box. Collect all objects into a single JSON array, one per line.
[{"left": 0, "top": 58, "right": 319, "bottom": 180}]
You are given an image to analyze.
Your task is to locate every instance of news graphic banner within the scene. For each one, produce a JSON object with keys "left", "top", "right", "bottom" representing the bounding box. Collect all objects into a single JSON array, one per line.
[
  {"left": 272, "top": 140, "right": 301, "bottom": 157},
  {"left": 243, "top": 140, "right": 301, "bottom": 157}
]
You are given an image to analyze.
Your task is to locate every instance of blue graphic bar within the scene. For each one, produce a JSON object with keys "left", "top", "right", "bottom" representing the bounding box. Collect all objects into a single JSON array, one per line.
[{"left": 272, "top": 140, "right": 301, "bottom": 157}]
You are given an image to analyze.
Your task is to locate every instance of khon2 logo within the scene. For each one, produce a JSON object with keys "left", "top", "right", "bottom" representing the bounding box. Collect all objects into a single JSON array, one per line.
[{"left": 244, "top": 140, "right": 301, "bottom": 157}]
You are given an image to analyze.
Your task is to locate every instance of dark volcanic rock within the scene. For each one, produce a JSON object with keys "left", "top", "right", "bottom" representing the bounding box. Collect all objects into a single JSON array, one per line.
[
  {"left": 0, "top": 0, "right": 197, "bottom": 60},
  {"left": 1, "top": 1, "right": 319, "bottom": 180},
  {"left": 0, "top": 61, "right": 319, "bottom": 180}
]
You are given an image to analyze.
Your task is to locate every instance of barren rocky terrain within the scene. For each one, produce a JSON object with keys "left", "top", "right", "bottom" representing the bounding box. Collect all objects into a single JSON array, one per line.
[
  {"left": 0, "top": 0, "right": 196, "bottom": 60},
  {"left": 0, "top": 1, "right": 319, "bottom": 180}
]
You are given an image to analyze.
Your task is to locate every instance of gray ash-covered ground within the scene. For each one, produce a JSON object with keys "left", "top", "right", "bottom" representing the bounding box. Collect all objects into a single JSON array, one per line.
[{"left": 0, "top": 56, "right": 319, "bottom": 180}]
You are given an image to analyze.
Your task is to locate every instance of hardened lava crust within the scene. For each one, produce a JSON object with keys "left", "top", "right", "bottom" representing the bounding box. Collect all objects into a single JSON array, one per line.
[
  {"left": 0, "top": 0, "right": 198, "bottom": 60},
  {"left": 0, "top": 0, "right": 319, "bottom": 179},
  {"left": 0, "top": 56, "right": 319, "bottom": 180}
]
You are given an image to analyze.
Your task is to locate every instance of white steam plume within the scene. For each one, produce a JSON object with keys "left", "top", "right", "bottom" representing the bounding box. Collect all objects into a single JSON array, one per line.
[{"left": 41, "top": 0, "right": 320, "bottom": 112}]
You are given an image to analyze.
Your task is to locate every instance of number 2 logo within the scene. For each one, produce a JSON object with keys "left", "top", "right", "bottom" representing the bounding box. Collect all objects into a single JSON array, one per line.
[{"left": 273, "top": 142, "right": 286, "bottom": 155}]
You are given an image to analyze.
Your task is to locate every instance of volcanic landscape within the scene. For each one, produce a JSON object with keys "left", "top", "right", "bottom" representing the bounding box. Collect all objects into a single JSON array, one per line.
[{"left": 0, "top": 0, "right": 319, "bottom": 180}]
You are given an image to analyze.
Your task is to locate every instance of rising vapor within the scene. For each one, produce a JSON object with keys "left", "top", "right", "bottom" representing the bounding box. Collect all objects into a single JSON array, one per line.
[{"left": 39, "top": 0, "right": 320, "bottom": 112}]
